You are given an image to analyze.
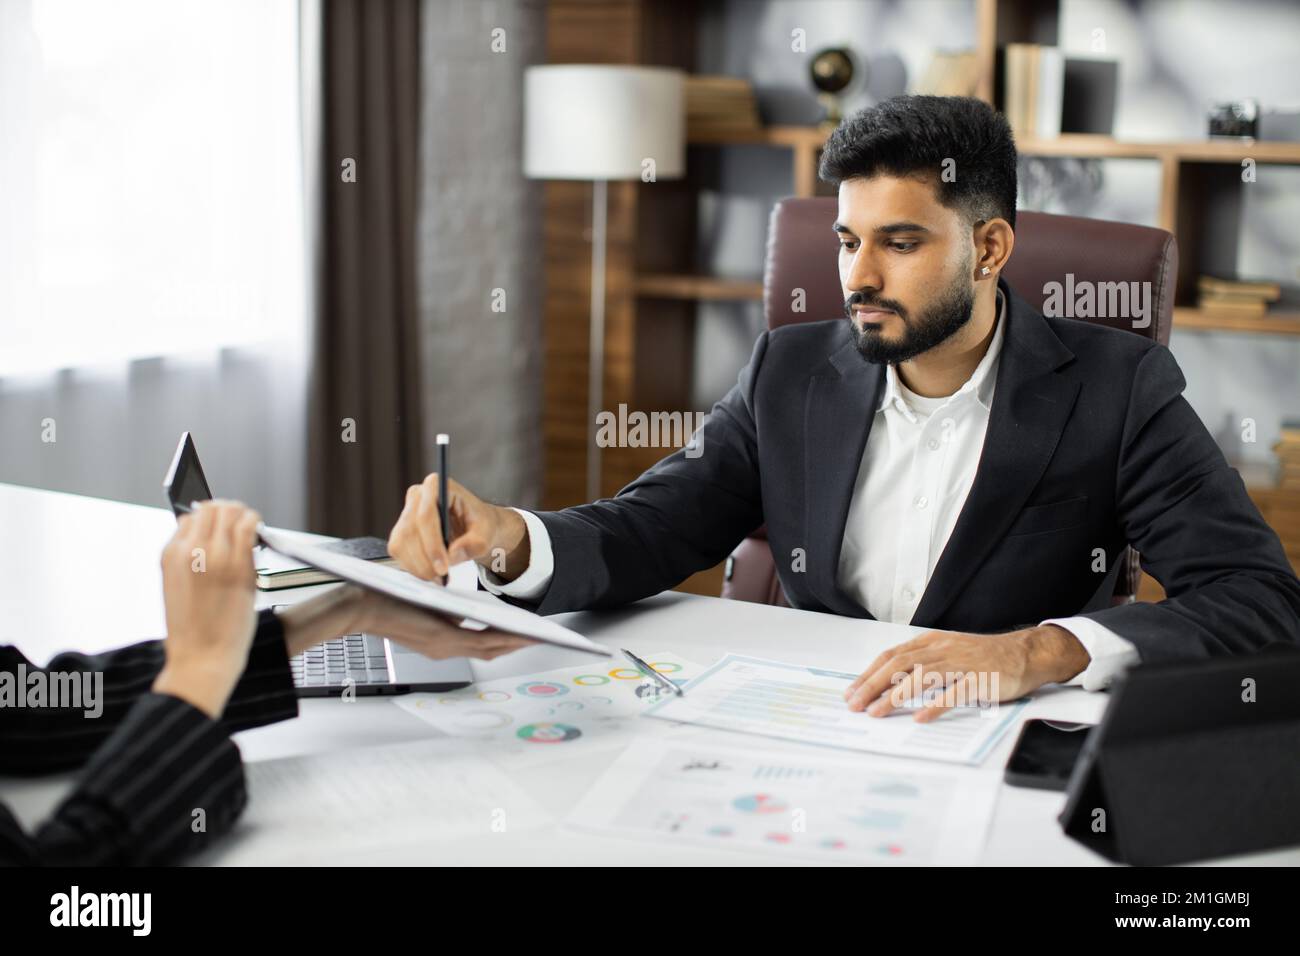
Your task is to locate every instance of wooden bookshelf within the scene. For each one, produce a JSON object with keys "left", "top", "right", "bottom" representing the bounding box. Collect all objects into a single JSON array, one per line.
[
  {"left": 1172, "top": 307, "right": 1300, "bottom": 337},
  {"left": 689, "top": 128, "right": 1300, "bottom": 166},
  {"left": 686, "top": 124, "right": 827, "bottom": 149},
  {"left": 634, "top": 273, "right": 763, "bottom": 301},
  {"left": 681, "top": 125, "right": 1300, "bottom": 333},
  {"left": 1015, "top": 134, "right": 1300, "bottom": 164}
]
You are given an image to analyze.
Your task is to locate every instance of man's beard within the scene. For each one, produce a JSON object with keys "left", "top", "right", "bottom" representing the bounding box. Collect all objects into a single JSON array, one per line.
[{"left": 844, "top": 264, "right": 976, "bottom": 365}]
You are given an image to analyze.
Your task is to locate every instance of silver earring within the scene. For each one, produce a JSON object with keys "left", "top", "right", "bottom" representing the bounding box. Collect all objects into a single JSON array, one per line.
[{"left": 980, "top": 266, "right": 991, "bottom": 276}]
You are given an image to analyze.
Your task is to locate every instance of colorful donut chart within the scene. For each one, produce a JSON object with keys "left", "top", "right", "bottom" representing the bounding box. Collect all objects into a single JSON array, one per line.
[{"left": 516, "top": 722, "right": 582, "bottom": 744}]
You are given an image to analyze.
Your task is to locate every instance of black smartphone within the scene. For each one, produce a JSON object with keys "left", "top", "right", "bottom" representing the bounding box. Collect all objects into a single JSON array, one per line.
[{"left": 1004, "top": 718, "right": 1094, "bottom": 791}]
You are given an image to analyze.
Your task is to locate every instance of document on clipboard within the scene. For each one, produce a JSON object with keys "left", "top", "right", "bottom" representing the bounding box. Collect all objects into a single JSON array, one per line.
[{"left": 258, "top": 526, "right": 611, "bottom": 658}]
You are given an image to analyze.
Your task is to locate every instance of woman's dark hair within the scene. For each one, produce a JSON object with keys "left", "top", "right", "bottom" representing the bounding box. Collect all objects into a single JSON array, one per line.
[{"left": 819, "top": 95, "right": 1018, "bottom": 229}]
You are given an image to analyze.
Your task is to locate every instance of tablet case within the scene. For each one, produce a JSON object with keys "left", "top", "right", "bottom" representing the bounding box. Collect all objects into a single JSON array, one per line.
[{"left": 1059, "top": 646, "right": 1300, "bottom": 865}]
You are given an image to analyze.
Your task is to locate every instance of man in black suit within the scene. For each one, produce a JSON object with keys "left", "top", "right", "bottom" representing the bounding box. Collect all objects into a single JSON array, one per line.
[
  {"left": 0, "top": 501, "right": 531, "bottom": 865},
  {"left": 387, "top": 95, "right": 1300, "bottom": 721}
]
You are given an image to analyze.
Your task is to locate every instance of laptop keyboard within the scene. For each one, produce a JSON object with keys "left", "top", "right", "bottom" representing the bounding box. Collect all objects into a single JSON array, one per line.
[{"left": 290, "top": 633, "right": 391, "bottom": 688}]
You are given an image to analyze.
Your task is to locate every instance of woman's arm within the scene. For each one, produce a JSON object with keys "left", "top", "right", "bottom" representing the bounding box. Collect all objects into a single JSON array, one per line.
[
  {"left": 0, "top": 502, "right": 270, "bottom": 864},
  {"left": 0, "top": 611, "right": 298, "bottom": 777},
  {"left": 0, "top": 690, "right": 249, "bottom": 865}
]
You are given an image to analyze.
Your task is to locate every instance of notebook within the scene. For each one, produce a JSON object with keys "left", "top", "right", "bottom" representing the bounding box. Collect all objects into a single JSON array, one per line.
[{"left": 256, "top": 535, "right": 397, "bottom": 590}]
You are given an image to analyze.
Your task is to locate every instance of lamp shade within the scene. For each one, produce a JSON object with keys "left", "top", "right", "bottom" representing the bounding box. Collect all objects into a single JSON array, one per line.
[{"left": 523, "top": 64, "right": 685, "bottom": 181}]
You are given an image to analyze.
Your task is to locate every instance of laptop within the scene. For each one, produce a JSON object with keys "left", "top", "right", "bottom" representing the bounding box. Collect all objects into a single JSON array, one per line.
[{"left": 162, "top": 431, "right": 473, "bottom": 697}]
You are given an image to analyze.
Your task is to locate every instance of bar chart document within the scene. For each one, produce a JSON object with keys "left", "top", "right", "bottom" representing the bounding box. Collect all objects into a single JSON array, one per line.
[
  {"left": 567, "top": 739, "right": 999, "bottom": 865},
  {"left": 643, "top": 654, "right": 1027, "bottom": 765}
]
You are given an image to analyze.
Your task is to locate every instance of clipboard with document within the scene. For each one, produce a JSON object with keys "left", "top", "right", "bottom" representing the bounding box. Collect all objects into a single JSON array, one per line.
[{"left": 258, "top": 525, "right": 611, "bottom": 658}]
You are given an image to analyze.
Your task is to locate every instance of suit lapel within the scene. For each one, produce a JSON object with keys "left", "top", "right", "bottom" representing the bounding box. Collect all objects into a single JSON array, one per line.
[
  {"left": 910, "top": 281, "right": 1080, "bottom": 627},
  {"left": 803, "top": 335, "right": 884, "bottom": 618}
]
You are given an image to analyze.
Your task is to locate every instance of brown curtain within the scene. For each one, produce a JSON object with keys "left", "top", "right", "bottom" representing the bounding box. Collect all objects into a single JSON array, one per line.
[{"left": 307, "top": 0, "right": 424, "bottom": 538}]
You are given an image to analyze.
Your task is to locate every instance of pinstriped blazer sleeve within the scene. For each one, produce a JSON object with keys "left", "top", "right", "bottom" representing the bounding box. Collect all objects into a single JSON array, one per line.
[
  {"left": 0, "top": 609, "right": 298, "bottom": 775},
  {"left": 0, "top": 610, "right": 298, "bottom": 865},
  {"left": 1, "top": 693, "right": 248, "bottom": 865}
]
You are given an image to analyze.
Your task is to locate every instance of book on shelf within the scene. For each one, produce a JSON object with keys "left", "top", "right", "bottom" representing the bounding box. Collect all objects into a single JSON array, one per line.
[
  {"left": 1061, "top": 57, "right": 1118, "bottom": 135},
  {"left": 1275, "top": 424, "right": 1300, "bottom": 491},
  {"left": 1197, "top": 275, "right": 1282, "bottom": 301},
  {"left": 1003, "top": 44, "right": 1063, "bottom": 139},
  {"left": 1196, "top": 294, "right": 1270, "bottom": 316},
  {"left": 685, "top": 75, "right": 760, "bottom": 134},
  {"left": 916, "top": 50, "right": 980, "bottom": 97}
]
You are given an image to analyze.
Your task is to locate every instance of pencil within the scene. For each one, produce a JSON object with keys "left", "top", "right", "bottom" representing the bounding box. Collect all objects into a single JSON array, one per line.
[{"left": 437, "top": 433, "right": 450, "bottom": 550}]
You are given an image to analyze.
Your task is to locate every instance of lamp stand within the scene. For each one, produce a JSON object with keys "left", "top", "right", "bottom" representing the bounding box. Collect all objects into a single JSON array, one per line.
[{"left": 587, "top": 178, "right": 607, "bottom": 502}]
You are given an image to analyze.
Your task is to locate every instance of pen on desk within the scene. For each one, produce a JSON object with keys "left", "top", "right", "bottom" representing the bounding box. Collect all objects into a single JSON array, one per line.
[
  {"left": 437, "top": 433, "right": 451, "bottom": 549},
  {"left": 621, "top": 648, "right": 684, "bottom": 697}
]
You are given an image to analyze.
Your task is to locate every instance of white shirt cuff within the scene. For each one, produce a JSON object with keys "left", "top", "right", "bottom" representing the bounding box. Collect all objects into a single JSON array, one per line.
[
  {"left": 476, "top": 508, "right": 553, "bottom": 603},
  {"left": 1040, "top": 616, "right": 1141, "bottom": 691}
]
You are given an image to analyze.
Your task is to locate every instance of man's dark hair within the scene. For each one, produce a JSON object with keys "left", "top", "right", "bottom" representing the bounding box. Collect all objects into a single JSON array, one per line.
[{"left": 819, "top": 95, "right": 1018, "bottom": 229}]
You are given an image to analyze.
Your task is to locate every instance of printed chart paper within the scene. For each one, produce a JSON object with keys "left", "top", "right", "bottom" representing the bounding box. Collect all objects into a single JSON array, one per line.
[
  {"left": 567, "top": 739, "right": 999, "bottom": 865},
  {"left": 201, "top": 738, "right": 552, "bottom": 865},
  {"left": 643, "top": 654, "right": 1027, "bottom": 765},
  {"left": 394, "top": 651, "right": 705, "bottom": 766}
]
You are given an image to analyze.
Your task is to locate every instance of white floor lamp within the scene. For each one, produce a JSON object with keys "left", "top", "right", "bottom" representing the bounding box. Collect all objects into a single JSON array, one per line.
[{"left": 524, "top": 65, "right": 684, "bottom": 502}]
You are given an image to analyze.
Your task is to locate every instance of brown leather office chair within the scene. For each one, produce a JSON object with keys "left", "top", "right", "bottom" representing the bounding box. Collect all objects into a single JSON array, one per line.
[{"left": 721, "top": 199, "right": 1178, "bottom": 610}]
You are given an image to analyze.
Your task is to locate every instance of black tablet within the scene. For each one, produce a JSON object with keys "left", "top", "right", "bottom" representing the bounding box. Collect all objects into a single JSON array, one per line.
[{"left": 1059, "top": 646, "right": 1300, "bottom": 864}]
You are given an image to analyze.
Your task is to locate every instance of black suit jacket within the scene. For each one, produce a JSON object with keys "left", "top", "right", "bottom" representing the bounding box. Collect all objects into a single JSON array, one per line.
[
  {"left": 524, "top": 279, "right": 1300, "bottom": 663},
  {"left": 0, "top": 610, "right": 298, "bottom": 865}
]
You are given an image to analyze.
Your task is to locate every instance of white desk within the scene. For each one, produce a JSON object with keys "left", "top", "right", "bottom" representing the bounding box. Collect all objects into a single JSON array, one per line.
[{"left": 2, "top": 483, "right": 1295, "bottom": 866}]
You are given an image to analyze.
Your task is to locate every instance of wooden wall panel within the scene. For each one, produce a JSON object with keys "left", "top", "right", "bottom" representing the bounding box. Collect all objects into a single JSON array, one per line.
[
  {"left": 541, "top": 1, "right": 641, "bottom": 509},
  {"left": 540, "top": 0, "right": 724, "bottom": 596}
]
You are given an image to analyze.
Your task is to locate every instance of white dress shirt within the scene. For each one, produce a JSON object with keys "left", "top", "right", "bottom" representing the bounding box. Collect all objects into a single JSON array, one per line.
[{"left": 482, "top": 290, "right": 1140, "bottom": 691}]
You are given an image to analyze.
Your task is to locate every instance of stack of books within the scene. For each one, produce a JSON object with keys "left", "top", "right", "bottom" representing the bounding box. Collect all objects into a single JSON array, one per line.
[
  {"left": 685, "top": 75, "right": 760, "bottom": 136},
  {"left": 916, "top": 50, "right": 980, "bottom": 97},
  {"left": 1197, "top": 275, "right": 1282, "bottom": 316},
  {"left": 1275, "top": 422, "right": 1300, "bottom": 491},
  {"left": 1003, "top": 44, "right": 1064, "bottom": 139}
]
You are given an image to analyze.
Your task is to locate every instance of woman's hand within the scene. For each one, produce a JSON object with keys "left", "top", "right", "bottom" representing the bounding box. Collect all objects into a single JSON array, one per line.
[{"left": 153, "top": 500, "right": 261, "bottom": 718}]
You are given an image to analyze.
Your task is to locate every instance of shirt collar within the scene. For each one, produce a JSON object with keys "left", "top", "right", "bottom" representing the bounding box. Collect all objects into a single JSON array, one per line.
[{"left": 876, "top": 287, "right": 1006, "bottom": 418}]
